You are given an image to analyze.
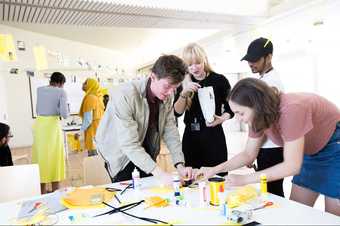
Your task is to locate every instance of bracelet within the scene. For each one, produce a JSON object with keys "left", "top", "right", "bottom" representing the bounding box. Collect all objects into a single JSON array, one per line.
[{"left": 174, "top": 162, "right": 185, "bottom": 168}]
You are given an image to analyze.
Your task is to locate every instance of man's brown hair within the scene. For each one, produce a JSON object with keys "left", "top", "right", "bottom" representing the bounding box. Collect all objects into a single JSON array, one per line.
[{"left": 151, "top": 55, "right": 187, "bottom": 84}]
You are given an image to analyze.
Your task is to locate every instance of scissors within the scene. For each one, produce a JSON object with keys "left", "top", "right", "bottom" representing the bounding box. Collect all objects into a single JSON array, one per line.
[
  {"left": 28, "top": 202, "right": 42, "bottom": 213},
  {"left": 120, "top": 183, "right": 133, "bottom": 195},
  {"left": 105, "top": 187, "right": 122, "bottom": 192},
  {"left": 252, "top": 201, "right": 273, "bottom": 211},
  {"left": 105, "top": 187, "right": 122, "bottom": 204}
]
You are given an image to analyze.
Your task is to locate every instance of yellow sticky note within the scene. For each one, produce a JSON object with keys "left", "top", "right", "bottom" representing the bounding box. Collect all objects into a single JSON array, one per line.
[
  {"left": 33, "top": 46, "right": 48, "bottom": 71},
  {"left": 0, "top": 34, "right": 16, "bottom": 62}
]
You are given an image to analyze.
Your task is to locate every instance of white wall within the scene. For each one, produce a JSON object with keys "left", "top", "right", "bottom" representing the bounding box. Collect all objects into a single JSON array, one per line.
[
  {"left": 0, "top": 24, "right": 126, "bottom": 148},
  {"left": 0, "top": 61, "right": 9, "bottom": 123},
  {"left": 194, "top": 0, "right": 340, "bottom": 107}
]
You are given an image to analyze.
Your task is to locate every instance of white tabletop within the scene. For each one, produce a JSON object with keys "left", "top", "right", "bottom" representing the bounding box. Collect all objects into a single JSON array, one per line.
[
  {"left": 0, "top": 176, "right": 339, "bottom": 225},
  {"left": 62, "top": 125, "right": 81, "bottom": 132}
]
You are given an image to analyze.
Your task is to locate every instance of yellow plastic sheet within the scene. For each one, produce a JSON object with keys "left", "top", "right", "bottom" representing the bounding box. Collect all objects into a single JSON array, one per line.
[
  {"left": 61, "top": 187, "right": 114, "bottom": 209},
  {"left": 0, "top": 34, "right": 16, "bottom": 62},
  {"left": 227, "top": 185, "right": 258, "bottom": 208},
  {"left": 33, "top": 46, "right": 48, "bottom": 71},
  {"left": 144, "top": 196, "right": 169, "bottom": 208}
]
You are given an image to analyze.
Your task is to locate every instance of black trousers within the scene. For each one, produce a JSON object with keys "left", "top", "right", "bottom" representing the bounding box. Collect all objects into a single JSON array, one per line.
[
  {"left": 257, "top": 147, "right": 285, "bottom": 197},
  {"left": 113, "top": 161, "right": 152, "bottom": 182},
  {"left": 182, "top": 124, "right": 228, "bottom": 169}
]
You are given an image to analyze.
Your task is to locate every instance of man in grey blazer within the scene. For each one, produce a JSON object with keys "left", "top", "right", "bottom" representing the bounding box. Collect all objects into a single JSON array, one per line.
[{"left": 96, "top": 55, "right": 192, "bottom": 184}]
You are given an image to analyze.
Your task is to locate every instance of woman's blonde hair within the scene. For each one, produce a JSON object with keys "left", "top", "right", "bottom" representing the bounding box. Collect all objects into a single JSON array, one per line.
[{"left": 182, "top": 43, "right": 213, "bottom": 109}]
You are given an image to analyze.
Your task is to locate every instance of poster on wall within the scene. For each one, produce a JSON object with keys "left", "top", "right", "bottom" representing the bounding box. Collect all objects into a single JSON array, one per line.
[
  {"left": 17, "top": 40, "right": 26, "bottom": 51},
  {"left": 33, "top": 45, "right": 48, "bottom": 71},
  {"left": 0, "top": 34, "right": 17, "bottom": 62}
]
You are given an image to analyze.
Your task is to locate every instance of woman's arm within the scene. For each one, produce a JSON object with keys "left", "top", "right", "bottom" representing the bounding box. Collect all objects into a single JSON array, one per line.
[
  {"left": 227, "top": 136, "right": 305, "bottom": 186},
  {"left": 197, "top": 136, "right": 264, "bottom": 179},
  {"left": 174, "top": 82, "right": 201, "bottom": 114}
]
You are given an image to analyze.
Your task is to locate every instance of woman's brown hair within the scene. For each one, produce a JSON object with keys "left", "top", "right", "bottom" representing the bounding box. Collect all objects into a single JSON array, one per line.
[{"left": 228, "top": 78, "right": 281, "bottom": 132}]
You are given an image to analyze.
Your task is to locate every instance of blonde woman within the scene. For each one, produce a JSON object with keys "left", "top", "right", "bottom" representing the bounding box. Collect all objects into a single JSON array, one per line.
[
  {"left": 76, "top": 78, "right": 105, "bottom": 156},
  {"left": 174, "top": 43, "right": 234, "bottom": 171}
]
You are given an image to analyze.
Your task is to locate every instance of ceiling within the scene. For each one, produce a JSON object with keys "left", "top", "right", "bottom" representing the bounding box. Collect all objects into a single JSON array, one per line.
[{"left": 0, "top": 0, "right": 317, "bottom": 67}]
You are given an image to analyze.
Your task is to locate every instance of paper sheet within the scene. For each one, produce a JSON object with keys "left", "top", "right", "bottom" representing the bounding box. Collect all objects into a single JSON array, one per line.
[
  {"left": 33, "top": 46, "right": 48, "bottom": 71},
  {"left": 0, "top": 34, "right": 16, "bottom": 62}
]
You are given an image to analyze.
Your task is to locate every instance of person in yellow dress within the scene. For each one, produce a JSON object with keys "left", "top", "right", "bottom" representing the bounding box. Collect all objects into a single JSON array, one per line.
[
  {"left": 76, "top": 78, "right": 105, "bottom": 156},
  {"left": 32, "top": 72, "right": 69, "bottom": 194}
]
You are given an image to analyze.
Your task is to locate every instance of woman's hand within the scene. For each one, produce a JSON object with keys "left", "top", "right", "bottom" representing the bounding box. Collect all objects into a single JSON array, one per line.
[
  {"left": 181, "top": 82, "right": 201, "bottom": 97},
  {"left": 225, "top": 174, "right": 251, "bottom": 187},
  {"left": 194, "top": 166, "right": 217, "bottom": 181},
  {"left": 176, "top": 165, "right": 193, "bottom": 180},
  {"left": 206, "top": 113, "right": 230, "bottom": 127}
]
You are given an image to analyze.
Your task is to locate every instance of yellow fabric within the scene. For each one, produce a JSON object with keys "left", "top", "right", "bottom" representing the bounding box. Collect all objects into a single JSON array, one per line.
[
  {"left": 32, "top": 116, "right": 65, "bottom": 183},
  {"left": 61, "top": 187, "right": 114, "bottom": 209},
  {"left": 226, "top": 185, "right": 258, "bottom": 208},
  {"left": 101, "top": 88, "right": 109, "bottom": 96},
  {"left": 67, "top": 133, "right": 81, "bottom": 152},
  {"left": 79, "top": 78, "right": 104, "bottom": 150}
]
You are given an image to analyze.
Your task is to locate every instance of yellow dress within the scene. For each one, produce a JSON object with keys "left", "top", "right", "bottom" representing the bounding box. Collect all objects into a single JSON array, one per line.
[
  {"left": 80, "top": 94, "right": 104, "bottom": 150},
  {"left": 32, "top": 116, "right": 65, "bottom": 183},
  {"left": 79, "top": 78, "right": 104, "bottom": 151}
]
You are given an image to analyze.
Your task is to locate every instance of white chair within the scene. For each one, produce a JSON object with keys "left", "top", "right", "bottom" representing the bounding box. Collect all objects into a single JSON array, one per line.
[
  {"left": 83, "top": 155, "right": 111, "bottom": 185},
  {"left": 0, "top": 164, "right": 41, "bottom": 203}
]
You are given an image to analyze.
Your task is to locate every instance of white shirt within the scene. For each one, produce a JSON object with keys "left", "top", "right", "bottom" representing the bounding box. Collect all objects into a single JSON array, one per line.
[{"left": 260, "top": 68, "right": 285, "bottom": 148}]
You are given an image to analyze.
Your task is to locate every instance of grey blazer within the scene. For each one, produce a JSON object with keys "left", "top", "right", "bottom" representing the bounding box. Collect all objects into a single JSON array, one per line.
[{"left": 95, "top": 78, "right": 184, "bottom": 179}]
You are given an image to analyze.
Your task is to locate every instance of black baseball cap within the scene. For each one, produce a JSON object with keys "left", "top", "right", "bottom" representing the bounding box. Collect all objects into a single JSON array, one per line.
[{"left": 241, "top": 37, "right": 273, "bottom": 62}]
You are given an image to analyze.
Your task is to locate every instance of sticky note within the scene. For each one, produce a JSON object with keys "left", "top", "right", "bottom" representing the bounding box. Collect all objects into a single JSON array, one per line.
[
  {"left": 0, "top": 34, "right": 16, "bottom": 62},
  {"left": 33, "top": 46, "right": 48, "bottom": 71}
]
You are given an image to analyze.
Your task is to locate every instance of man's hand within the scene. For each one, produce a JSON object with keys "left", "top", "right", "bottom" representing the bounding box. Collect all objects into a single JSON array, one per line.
[
  {"left": 176, "top": 164, "right": 193, "bottom": 179},
  {"left": 151, "top": 167, "right": 173, "bottom": 186}
]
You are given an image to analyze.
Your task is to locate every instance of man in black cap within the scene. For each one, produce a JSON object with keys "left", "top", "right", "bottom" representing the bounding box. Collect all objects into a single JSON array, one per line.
[{"left": 241, "top": 37, "right": 285, "bottom": 197}]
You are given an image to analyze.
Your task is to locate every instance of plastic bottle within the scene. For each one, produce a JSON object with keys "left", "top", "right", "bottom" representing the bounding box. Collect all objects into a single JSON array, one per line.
[
  {"left": 198, "top": 181, "right": 207, "bottom": 207},
  {"left": 260, "top": 174, "right": 267, "bottom": 197},
  {"left": 172, "top": 172, "right": 181, "bottom": 196},
  {"left": 132, "top": 168, "right": 141, "bottom": 189}
]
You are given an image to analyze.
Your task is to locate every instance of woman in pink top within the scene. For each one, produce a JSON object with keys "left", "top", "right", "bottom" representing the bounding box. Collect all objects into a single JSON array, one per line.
[{"left": 196, "top": 78, "right": 340, "bottom": 216}]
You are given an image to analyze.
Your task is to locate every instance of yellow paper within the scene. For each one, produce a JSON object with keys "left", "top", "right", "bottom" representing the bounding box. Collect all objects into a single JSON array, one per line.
[
  {"left": 144, "top": 196, "right": 168, "bottom": 208},
  {"left": 33, "top": 46, "right": 48, "bottom": 71},
  {"left": 0, "top": 34, "right": 16, "bottom": 62},
  {"left": 61, "top": 187, "right": 114, "bottom": 209}
]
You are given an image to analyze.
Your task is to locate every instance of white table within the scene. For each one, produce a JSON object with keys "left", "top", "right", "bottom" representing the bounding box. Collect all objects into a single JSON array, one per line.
[{"left": 0, "top": 177, "right": 339, "bottom": 225}]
